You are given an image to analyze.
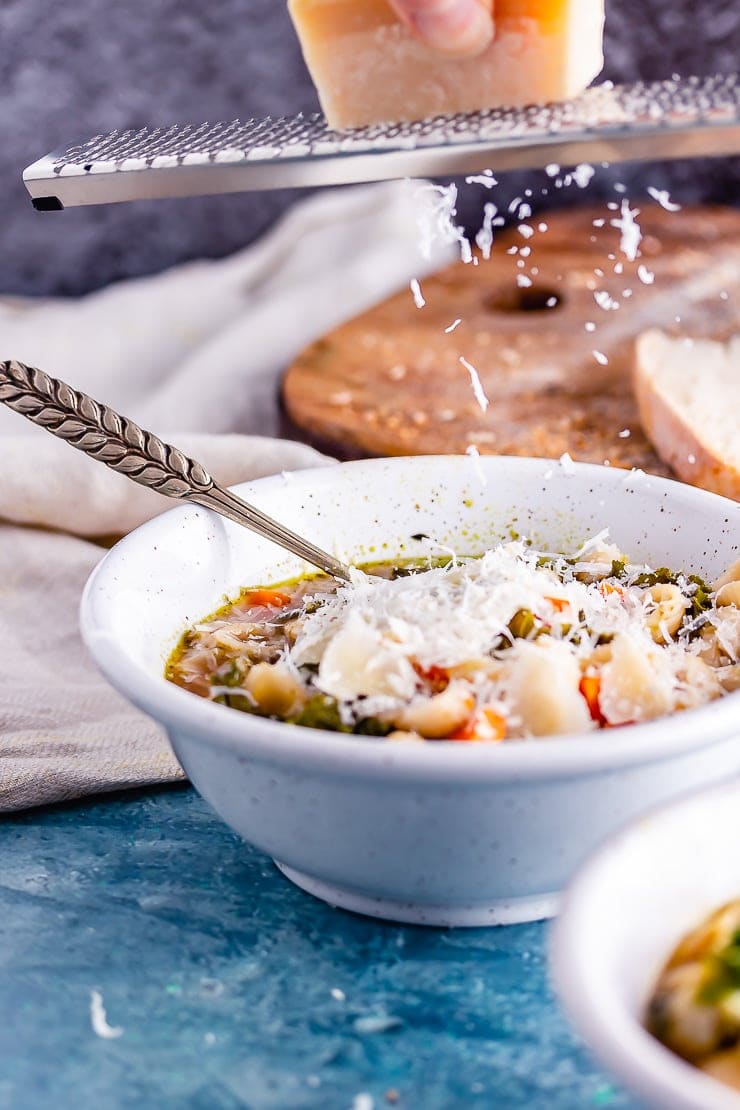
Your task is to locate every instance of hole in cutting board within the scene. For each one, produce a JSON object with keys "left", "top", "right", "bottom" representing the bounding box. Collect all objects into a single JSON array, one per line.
[{"left": 484, "top": 286, "right": 563, "bottom": 313}]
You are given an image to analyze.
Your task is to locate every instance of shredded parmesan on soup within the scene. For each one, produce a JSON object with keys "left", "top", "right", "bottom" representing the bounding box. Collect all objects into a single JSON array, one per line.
[{"left": 166, "top": 541, "right": 739, "bottom": 743}]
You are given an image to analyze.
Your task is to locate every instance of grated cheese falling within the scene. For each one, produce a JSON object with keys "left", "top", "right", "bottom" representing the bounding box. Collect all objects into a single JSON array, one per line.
[
  {"left": 610, "top": 198, "right": 642, "bottom": 262},
  {"left": 460, "top": 357, "right": 490, "bottom": 412},
  {"left": 409, "top": 278, "right": 426, "bottom": 308},
  {"left": 414, "top": 182, "right": 472, "bottom": 264},
  {"left": 465, "top": 443, "right": 487, "bottom": 484},
  {"left": 572, "top": 164, "right": 596, "bottom": 189},
  {"left": 466, "top": 171, "right": 498, "bottom": 188},
  {"left": 593, "top": 290, "right": 620, "bottom": 312},
  {"left": 445, "top": 318, "right": 462, "bottom": 334},
  {"left": 647, "top": 187, "right": 681, "bottom": 212},
  {"left": 638, "top": 264, "right": 655, "bottom": 285},
  {"left": 475, "top": 202, "right": 497, "bottom": 260}
]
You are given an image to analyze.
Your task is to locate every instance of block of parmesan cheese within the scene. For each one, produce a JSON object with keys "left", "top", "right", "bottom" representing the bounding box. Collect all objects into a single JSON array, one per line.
[{"left": 288, "top": 0, "right": 605, "bottom": 129}]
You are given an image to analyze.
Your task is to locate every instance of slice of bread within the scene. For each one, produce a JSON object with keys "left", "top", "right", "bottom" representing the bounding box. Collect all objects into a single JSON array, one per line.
[{"left": 634, "top": 329, "right": 740, "bottom": 500}]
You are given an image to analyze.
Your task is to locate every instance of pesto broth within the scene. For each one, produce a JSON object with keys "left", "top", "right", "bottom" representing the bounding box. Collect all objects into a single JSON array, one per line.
[{"left": 167, "top": 561, "right": 414, "bottom": 735}]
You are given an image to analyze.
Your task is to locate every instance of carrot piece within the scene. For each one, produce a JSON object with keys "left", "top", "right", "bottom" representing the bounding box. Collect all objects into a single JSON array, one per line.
[
  {"left": 579, "top": 674, "right": 607, "bottom": 725},
  {"left": 244, "top": 588, "right": 293, "bottom": 608},
  {"left": 598, "top": 581, "right": 624, "bottom": 599},
  {"left": 450, "top": 707, "right": 507, "bottom": 742},
  {"left": 545, "top": 596, "right": 569, "bottom": 612},
  {"left": 412, "top": 662, "right": 450, "bottom": 692}
]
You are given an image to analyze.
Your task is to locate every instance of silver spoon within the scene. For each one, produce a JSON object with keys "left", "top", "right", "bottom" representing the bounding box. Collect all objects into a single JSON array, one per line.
[{"left": 0, "top": 359, "right": 352, "bottom": 582}]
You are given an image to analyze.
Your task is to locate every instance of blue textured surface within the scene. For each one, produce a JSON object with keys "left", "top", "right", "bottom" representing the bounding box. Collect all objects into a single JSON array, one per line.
[{"left": 0, "top": 786, "right": 640, "bottom": 1109}]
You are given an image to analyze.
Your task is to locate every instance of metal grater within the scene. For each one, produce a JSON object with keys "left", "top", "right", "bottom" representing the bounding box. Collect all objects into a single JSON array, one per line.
[{"left": 23, "top": 74, "right": 740, "bottom": 211}]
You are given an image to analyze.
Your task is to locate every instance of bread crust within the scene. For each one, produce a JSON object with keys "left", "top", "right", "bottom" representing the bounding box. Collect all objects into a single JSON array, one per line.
[{"left": 634, "top": 331, "right": 740, "bottom": 501}]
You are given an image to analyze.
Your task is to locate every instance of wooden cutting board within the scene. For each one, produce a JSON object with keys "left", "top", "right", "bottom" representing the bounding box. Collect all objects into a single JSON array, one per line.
[{"left": 283, "top": 205, "right": 740, "bottom": 472}]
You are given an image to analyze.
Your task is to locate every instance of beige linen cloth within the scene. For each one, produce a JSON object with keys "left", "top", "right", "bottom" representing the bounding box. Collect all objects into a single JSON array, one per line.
[{"left": 0, "top": 182, "right": 455, "bottom": 811}]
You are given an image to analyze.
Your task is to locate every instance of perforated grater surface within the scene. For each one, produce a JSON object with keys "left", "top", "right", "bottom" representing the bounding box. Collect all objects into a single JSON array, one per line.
[{"left": 23, "top": 74, "right": 740, "bottom": 210}]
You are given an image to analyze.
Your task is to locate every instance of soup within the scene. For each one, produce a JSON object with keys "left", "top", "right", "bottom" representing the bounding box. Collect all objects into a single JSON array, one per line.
[{"left": 166, "top": 540, "right": 740, "bottom": 741}]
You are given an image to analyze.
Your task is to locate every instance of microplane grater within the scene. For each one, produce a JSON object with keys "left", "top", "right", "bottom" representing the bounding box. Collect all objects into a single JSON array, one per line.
[{"left": 23, "top": 74, "right": 740, "bottom": 210}]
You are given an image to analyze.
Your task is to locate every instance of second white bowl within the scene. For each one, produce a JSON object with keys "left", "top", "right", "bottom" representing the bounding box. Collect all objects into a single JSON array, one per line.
[{"left": 552, "top": 777, "right": 740, "bottom": 1109}]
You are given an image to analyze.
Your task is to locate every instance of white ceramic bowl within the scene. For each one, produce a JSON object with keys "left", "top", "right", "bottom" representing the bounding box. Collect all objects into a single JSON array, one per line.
[
  {"left": 80, "top": 456, "right": 740, "bottom": 926},
  {"left": 551, "top": 778, "right": 740, "bottom": 1109}
]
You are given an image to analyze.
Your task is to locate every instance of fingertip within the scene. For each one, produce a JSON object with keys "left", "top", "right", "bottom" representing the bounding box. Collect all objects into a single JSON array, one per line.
[{"left": 408, "top": 0, "right": 494, "bottom": 58}]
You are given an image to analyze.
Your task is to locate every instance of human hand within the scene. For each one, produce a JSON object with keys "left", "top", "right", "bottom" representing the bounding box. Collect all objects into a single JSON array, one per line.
[{"left": 387, "top": 0, "right": 494, "bottom": 57}]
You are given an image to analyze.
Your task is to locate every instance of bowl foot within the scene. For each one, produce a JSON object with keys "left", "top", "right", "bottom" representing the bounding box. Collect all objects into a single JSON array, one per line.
[{"left": 274, "top": 861, "right": 559, "bottom": 927}]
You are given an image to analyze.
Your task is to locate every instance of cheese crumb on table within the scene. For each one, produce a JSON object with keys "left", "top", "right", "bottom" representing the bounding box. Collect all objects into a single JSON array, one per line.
[{"left": 90, "top": 991, "right": 123, "bottom": 1039}]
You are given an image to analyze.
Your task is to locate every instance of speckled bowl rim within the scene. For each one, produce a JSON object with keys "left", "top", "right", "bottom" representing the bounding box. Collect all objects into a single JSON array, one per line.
[{"left": 81, "top": 456, "right": 740, "bottom": 783}]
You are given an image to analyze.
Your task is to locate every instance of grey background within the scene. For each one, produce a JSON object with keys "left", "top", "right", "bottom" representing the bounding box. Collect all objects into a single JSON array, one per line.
[{"left": 2, "top": 0, "right": 738, "bottom": 296}]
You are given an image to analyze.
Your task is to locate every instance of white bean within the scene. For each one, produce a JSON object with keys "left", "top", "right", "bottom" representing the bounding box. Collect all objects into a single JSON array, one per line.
[
  {"left": 245, "top": 662, "right": 305, "bottom": 716},
  {"left": 398, "top": 682, "right": 474, "bottom": 738}
]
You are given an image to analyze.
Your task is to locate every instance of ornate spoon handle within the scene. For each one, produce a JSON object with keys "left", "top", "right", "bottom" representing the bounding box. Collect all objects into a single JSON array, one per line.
[{"left": 0, "top": 359, "right": 351, "bottom": 581}]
